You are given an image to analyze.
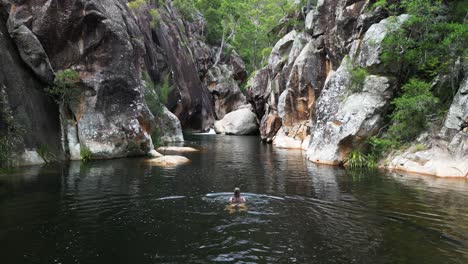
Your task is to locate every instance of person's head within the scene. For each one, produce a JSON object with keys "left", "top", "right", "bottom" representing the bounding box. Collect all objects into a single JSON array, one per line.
[{"left": 234, "top": 187, "right": 240, "bottom": 198}]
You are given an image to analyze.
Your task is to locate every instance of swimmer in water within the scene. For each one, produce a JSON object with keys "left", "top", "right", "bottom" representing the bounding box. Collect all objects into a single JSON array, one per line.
[{"left": 229, "top": 187, "right": 246, "bottom": 204}]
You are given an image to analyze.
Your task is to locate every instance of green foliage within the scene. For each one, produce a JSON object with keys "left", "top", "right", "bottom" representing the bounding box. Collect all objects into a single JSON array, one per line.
[
  {"left": 174, "top": 0, "right": 197, "bottom": 21},
  {"left": 362, "top": 0, "right": 468, "bottom": 160},
  {"left": 142, "top": 72, "right": 172, "bottom": 146},
  {"left": 195, "top": 0, "right": 298, "bottom": 72},
  {"left": 347, "top": 63, "right": 369, "bottom": 93},
  {"left": 414, "top": 143, "right": 427, "bottom": 152},
  {"left": 151, "top": 126, "right": 164, "bottom": 147},
  {"left": 387, "top": 79, "right": 439, "bottom": 142},
  {"left": 372, "top": 0, "right": 387, "bottom": 9},
  {"left": 128, "top": 0, "right": 147, "bottom": 11},
  {"left": 344, "top": 150, "right": 378, "bottom": 169},
  {"left": 37, "top": 144, "right": 56, "bottom": 164},
  {"left": 381, "top": 0, "right": 468, "bottom": 102},
  {"left": 368, "top": 136, "right": 397, "bottom": 157},
  {"left": 80, "top": 146, "right": 92, "bottom": 163},
  {"left": 46, "top": 69, "right": 81, "bottom": 106},
  {"left": 150, "top": 8, "right": 162, "bottom": 28}
]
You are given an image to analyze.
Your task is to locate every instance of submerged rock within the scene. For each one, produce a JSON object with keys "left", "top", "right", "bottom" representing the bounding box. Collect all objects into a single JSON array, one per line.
[
  {"left": 146, "top": 155, "right": 190, "bottom": 166},
  {"left": 148, "top": 149, "right": 164, "bottom": 158},
  {"left": 157, "top": 147, "right": 199, "bottom": 155},
  {"left": 214, "top": 107, "right": 259, "bottom": 135}
]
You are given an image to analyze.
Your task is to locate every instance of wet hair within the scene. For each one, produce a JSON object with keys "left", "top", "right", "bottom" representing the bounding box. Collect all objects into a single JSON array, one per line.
[{"left": 234, "top": 187, "right": 240, "bottom": 198}]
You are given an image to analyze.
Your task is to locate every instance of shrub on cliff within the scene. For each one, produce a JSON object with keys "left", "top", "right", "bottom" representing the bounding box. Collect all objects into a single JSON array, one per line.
[
  {"left": 387, "top": 79, "right": 439, "bottom": 141},
  {"left": 46, "top": 69, "right": 81, "bottom": 107},
  {"left": 371, "top": 0, "right": 466, "bottom": 151},
  {"left": 142, "top": 72, "right": 171, "bottom": 147}
]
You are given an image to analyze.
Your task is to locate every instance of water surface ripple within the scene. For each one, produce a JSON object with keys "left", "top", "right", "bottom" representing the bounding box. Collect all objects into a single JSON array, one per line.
[{"left": 0, "top": 135, "right": 467, "bottom": 263}]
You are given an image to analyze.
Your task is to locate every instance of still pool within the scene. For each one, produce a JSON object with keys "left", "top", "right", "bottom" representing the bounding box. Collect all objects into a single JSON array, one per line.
[{"left": 1, "top": 135, "right": 467, "bottom": 263}]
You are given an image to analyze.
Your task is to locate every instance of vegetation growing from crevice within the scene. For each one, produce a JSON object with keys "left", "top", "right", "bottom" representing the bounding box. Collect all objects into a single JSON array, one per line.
[
  {"left": 365, "top": 0, "right": 467, "bottom": 157},
  {"left": 80, "top": 146, "right": 92, "bottom": 163},
  {"left": 128, "top": 0, "right": 147, "bottom": 11},
  {"left": 387, "top": 79, "right": 439, "bottom": 141},
  {"left": 344, "top": 150, "right": 378, "bottom": 169},
  {"left": 46, "top": 69, "right": 81, "bottom": 107},
  {"left": 346, "top": 59, "right": 369, "bottom": 93},
  {"left": 142, "top": 71, "right": 171, "bottom": 147},
  {"left": 37, "top": 144, "right": 56, "bottom": 164}
]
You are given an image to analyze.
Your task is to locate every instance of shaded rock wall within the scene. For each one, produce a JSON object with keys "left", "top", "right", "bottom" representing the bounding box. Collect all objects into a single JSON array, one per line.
[
  {"left": 0, "top": 9, "right": 61, "bottom": 165},
  {"left": 4, "top": 0, "right": 155, "bottom": 160},
  {"left": 134, "top": 2, "right": 248, "bottom": 132}
]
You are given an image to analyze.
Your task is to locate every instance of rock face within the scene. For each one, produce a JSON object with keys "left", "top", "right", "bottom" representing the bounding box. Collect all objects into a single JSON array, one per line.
[
  {"left": 214, "top": 107, "right": 259, "bottom": 135},
  {"left": 247, "top": 0, "right": 370, "bottom": 148},
  {"left": 135, "top": 2, "right": 247, "bottom": 132},
  {"left": 0, "top": 9, "right": 61, "bottom": 165},
  {"left": 157, "top": 107, "right": 184, "bottom": 143},
  {"left": 1, "top": 0, "right": 248, "bottom": 163},
  {"left": 205, "top": 64, "right": 247, "bottom": 120},
  {"left": 3, "top": 0, "right": 156, "bottom": 160},
  {"left": 151, "top": 6, "right": 215, "bottom": 132},
  {"left": 307, "top": 62, "right": 396, "bottom": 164},
  {"left": 383, "top": 74, "right": 468, "bottom": 178},
  {"left": 247, "top": 0, "right": 466, "bottom": 177},
  {"left": 305, "top": 14, "right": 408, "bottom": 163}
]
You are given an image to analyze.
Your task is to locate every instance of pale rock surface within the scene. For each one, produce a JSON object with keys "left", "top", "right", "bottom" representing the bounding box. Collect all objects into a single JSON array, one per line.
[
  {"left": 146, "top": 156, "right": 191, "bottom": 166},
  {"left": 214, "top": 107, "right": 259, "bottom": 135}
]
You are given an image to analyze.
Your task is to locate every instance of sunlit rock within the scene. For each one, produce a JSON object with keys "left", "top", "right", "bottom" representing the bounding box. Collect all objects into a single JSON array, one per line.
[
  {"left": 148, "top": 149, "right": 163, "bottom": 158},
  {"left": 214, "top": 107, "right": 259, "bottom": 135},
  {"left": 18, "top": 150, "right": 45, "bottom": 166},
  {"left": 156, "top": 147, "right": 199, "bottom": 155},
  {"left": 307, "top": 60, "right": 396, "bottom": 165},
  {"left": 146, "top": 156, "right": 190, "bottom": 166}
]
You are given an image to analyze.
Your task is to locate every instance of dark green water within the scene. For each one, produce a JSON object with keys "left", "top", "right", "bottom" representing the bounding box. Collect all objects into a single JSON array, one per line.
[{"left": 0, "top": 135, "right": 467, "bottom": 264}]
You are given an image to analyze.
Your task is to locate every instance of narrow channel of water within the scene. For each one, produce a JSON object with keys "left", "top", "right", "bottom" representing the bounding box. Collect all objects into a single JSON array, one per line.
[{"left": 0, "top": 135, "right": 467, "bottom": 263}]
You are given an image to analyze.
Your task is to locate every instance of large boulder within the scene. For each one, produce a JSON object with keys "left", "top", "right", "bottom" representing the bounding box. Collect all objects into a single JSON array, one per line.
[
  {"left": 157, "top": 107, "right": 184, "bottom": 143},
  {"left": 7, "top": 0, "right": 155, "bottom": 159},
  {"left": 214, "top": 107, "right": 259, "bottom": 135}
]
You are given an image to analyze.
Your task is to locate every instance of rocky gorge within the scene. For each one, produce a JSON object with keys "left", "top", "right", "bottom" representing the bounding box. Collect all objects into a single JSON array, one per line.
[
  {"left": 246, "top": 0, "right": 467, "bottom": 177},
  {"left": 0, "top": 0, "right": 466, "bottom": 178}
]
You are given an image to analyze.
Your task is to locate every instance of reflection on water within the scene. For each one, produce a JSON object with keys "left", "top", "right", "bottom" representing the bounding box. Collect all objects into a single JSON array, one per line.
[{"left": 0, "top": 135, "right": 467, "bottom": 264}]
